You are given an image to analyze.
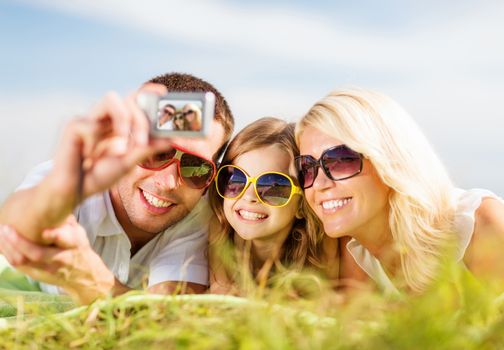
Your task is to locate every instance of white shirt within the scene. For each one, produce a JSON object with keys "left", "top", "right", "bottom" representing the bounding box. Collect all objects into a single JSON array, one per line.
[
  {"left": 345, "top": 188, "right": 504, "bottom": 295},
  {"left": 17, "top": 161, "right": 211, "bottom": 294}
]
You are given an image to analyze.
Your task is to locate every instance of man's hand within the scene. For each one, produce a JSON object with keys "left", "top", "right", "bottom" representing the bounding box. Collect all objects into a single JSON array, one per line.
[
  {"left": 0, "top": 220, "right": 122, "bottom": 305},
  {"left": 48, "top": 84, "right": 171, "bottom": 215},
  {"left": 0, "top": 84, "right": 172, "bottom": 243}
]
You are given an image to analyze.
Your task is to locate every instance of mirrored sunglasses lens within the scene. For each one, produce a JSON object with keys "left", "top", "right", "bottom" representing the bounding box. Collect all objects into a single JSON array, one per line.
[
  {"left": 323, "top": 146, "right": 362, "bottom": 180},
  {"left": 140, "top": 149, "right": 177, "bottom": 169},
  {"left": 297, "top": 157, "right": 317, "bottom": 189},
  {"left": 217, "top": 167, "right": 247, "bottom": 198},
  {"left": 179, "top": 153, "right": 214, "bottom": 188},
  {"left": 256, "top": 173, "right": 292, "bottom": 206}
]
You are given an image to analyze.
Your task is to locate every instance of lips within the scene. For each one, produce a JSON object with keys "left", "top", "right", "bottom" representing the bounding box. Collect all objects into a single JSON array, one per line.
[
  {"left": 140, "top": 189, "right": 175, "bottom": 214},
  {"left": 236, "top": 209, "right": 269, "bottom": 222},
  {"left": 321, "top": 197, "right": 352, "bottom": 211}
]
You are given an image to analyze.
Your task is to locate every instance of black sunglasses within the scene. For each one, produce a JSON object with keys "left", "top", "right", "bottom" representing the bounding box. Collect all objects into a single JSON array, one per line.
[{"left": 295, "top": 145, "right": 363, "bottom": 189}]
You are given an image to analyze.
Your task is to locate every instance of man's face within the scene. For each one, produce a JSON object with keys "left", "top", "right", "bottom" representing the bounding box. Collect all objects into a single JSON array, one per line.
[
  {"left": 111, "top": 119, "right": 225, "bottom": 236},
  {"left": 159, "top": 106, "right": 176, "bottom": 125}
]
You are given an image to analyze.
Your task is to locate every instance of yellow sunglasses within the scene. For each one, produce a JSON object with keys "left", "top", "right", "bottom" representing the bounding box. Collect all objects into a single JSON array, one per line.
[{"left": 215, "top": 164, "right": 302, "bottom": 208}]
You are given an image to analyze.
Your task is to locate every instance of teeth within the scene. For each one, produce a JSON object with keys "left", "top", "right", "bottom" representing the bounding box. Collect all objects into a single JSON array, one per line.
[
  {"left": 239, "top": 210, "right": 267, "bottom": 221},
  {"left": 322, "top": 198, "right": 352, "bottom": 210},
  {"left": 142, "top": 191, "right": 172, "bottom": 208}
]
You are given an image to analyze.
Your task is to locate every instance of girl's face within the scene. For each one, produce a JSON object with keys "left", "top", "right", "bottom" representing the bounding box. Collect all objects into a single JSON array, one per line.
[
  {"left": 299, "top": 126, "right": 390, "bottom": 238},
  {"left": 174, "top": 116, "right": 184, "bottom": 128},
  {"left": 223, "top": 145, "right": 301, "bottom": 243}
]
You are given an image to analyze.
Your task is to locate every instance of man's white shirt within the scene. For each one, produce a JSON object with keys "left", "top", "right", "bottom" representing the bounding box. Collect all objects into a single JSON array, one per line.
[{"left": 17, "top": 161, "right": 210, "bottom": 294}]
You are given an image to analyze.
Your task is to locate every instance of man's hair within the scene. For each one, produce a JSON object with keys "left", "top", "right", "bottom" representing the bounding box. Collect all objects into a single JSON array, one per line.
[
  {"left": 148, "top": 73, "right": 235, "bottom": 160},
  {"left": 164, "top": 104, "right": 176, "bottom": 112}
]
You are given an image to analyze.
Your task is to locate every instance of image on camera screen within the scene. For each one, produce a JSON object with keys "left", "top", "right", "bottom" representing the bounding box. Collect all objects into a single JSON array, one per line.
[{"left": 157, "top": 100, "right": 203, "bottom": 132}]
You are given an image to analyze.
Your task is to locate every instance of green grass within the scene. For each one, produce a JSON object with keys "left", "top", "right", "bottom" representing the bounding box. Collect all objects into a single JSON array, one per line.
[{"left": 1, "top": 263, "right": 504, "bottom": 350}]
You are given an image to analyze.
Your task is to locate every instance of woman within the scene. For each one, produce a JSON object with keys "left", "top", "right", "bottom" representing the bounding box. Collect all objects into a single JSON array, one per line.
[
  {"left": 295, "top": 88, "right": 504, "bottom": 294},
  {"left": 208, "top": 117, "right": 325, "bottom": 294},
  {"left": 183, "top": 103, "right": 202, "bottom": 131}
]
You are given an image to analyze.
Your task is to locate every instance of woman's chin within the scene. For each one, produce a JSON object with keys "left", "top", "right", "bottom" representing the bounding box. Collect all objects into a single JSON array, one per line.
[{"left": 323, "top": 223, "right": 348, "bottom": 238}]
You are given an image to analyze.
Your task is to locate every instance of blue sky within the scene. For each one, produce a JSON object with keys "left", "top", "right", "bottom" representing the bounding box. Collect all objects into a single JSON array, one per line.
[{"left": 1, "top": 0, "right": 503, "bottom": 201}]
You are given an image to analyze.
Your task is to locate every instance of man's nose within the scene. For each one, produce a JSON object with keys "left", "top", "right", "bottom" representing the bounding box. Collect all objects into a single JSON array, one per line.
[{"left": 152, "top": 163, "right": 180, "bottom": 191}]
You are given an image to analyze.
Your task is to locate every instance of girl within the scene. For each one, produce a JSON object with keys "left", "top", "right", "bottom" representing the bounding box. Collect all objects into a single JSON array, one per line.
[
  {"left": 208, "top": 117, "right": 326, "bottom": 294},
  {"left": 295, "top": 88, "right": 504, "bottom": 294},
  {"left": 173, "top": 112, "right": 189, "bottom": 130}
]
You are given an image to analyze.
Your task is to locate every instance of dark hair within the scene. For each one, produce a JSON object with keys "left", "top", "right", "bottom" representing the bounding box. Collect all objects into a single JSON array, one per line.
[
  {"left": 147, "top": 72, "right": 235, "bottom": 160},
  {"left": 164, "top": 104, "right": 176, "bottom": 112}
]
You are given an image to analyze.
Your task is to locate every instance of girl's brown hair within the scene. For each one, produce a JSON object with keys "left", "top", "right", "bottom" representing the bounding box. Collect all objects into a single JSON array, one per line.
[{"left": 209, "top": 117, "right": 324, "bottom": 285}]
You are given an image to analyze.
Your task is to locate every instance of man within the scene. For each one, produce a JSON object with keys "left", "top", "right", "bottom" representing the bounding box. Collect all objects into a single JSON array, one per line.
[
  {"left": 158, "top": 103, "right": 176, "bottom": 130},
  {"left": 0, "top": 73, "right": 234, "bottom": 304}
]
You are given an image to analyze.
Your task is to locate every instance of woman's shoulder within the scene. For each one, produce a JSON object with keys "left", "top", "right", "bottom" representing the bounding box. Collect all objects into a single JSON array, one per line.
[
  {"left": 452, "top": 188, "right": 503, "bottom": 233},
  {"left": 473, "top": 196, "right": 504, "bottom": 241},
  {"left": 458, "top": 189, "right": 504, "bottom": 278}
]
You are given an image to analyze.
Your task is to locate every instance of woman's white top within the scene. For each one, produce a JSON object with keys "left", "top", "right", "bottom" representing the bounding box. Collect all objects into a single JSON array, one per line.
[{"left": 346, "top": 189, "right": 504, "bottom": 295}]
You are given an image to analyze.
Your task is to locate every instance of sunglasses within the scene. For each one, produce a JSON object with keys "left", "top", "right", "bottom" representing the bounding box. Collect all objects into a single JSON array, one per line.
[
  {"left": 215, "top": 165, "right": 302, "bottom": 207},
  {"left": 295, "top": 145, "right": 363, "bottom": 189},
  {"left": 139, "top": 146, "right": 216, "bottom": 189}
]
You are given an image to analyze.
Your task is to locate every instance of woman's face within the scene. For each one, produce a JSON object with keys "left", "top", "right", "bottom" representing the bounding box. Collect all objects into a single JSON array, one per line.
[
  {"left": 222, "top": 145, "right": 301, "bottom": 243},
  {"left": 183, "top": 105, "right": 196, "bottom": 123},
  {"left": 185, "top": 110, "right": 195, "bottom": 122},
  {"left": 299, "top": 126, "right": 390, "bottom": 238}
]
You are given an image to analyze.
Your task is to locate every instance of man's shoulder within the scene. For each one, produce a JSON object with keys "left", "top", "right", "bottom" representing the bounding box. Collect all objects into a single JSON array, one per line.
[
  {"left": 160, "top": 195, "right": 212, "bottom": 238},
  {"left": 76, "top": 190, "right": 122, "bottom": 241}
]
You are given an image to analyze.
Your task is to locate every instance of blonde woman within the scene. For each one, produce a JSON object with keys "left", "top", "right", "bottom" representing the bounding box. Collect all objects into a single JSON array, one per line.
[
  {"left": 208, "top": 117, "right": 326, "bottom": 294},
  {"left": 183, "top": 103, "right": 202, "bottom": 131},
  {"left": 295, "top": 88, "right": 504, "bottom": 294}
]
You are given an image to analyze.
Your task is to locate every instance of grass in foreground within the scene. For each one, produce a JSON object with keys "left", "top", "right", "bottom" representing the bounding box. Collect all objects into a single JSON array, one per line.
[{"left": 1, "top": 263, "right": 504, "bottom": 349}]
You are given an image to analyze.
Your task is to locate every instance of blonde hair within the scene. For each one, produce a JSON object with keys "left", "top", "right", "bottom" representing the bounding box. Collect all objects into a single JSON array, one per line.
[
  {"left": 209, "top": 117, "right": 325, "bottom": 283},
  {"left": 296, "top": 88, "right": 456, "bottom": 292},
  {"left": 183, "top": 102, "right": 202, "bottom": 131}
]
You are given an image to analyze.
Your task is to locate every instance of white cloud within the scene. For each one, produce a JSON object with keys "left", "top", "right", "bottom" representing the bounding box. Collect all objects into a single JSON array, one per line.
[
  {"left": 4, "top": 0, "right": 503, "bottom": 199},
  {"left": 23, "top": 0, "right": 504, "bottom": 73}
]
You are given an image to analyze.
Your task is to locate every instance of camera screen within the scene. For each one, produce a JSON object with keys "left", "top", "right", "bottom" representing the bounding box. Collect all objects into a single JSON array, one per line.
[
  {"left": 157, "top": 99, "right": 203, "bottom": 132},
  {"left": 138, "top": 91, "right": 215, "bottom": 138}
]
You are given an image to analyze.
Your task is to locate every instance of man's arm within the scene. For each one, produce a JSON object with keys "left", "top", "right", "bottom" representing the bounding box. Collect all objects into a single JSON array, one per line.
[
  {"left": 0, "top": 172, "right": 78, "bottom": 244},
  {"left": 0, "top": 220, "right": 135, "bottom": 304},
  {"left": 0, "top": 86, "right": 168, "bottom": 243},
  {"left": 0, "top": 221, "right": 210, "bottom": 302}
]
